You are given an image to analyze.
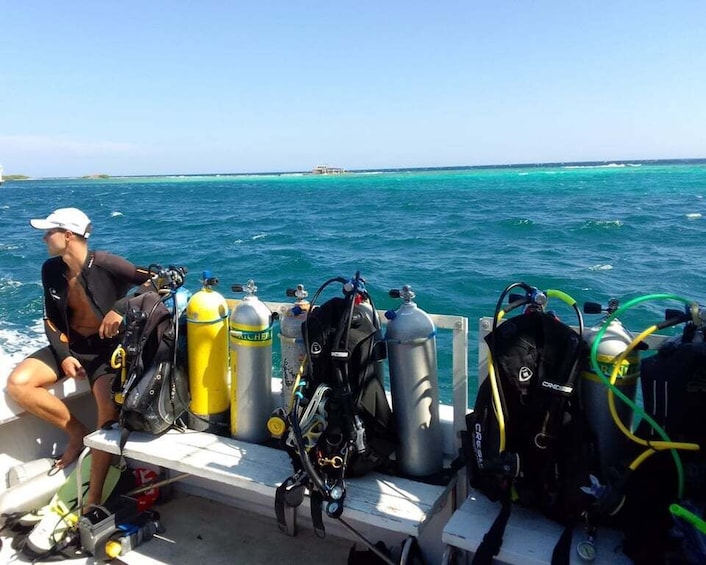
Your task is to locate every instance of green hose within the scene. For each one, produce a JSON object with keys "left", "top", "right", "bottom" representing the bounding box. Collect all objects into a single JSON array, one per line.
[
  {"left": 588, "top": 293, "right": 694, "bottom": 498},
  {"left": 670, "top": 503, "right": 706, "bottom": 534}
]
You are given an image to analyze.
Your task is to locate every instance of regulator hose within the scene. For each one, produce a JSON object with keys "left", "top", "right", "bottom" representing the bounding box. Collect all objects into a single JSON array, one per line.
[
  {"left": 588, "top": 293, "right": 701, "bottom": 498},
  {"left": 289, "top": 386, "right": 329, "bottom": 495}
]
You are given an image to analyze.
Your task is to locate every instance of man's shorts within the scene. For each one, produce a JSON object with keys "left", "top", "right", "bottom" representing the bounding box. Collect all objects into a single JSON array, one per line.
[{"left": 28, "top": 334, "right": 120, "bottom": 387}]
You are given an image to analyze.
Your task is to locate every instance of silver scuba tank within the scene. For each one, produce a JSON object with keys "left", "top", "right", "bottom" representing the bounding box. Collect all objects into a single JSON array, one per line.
[
  {"left": 385, "top": 285, "right": 443, "bottom": 477},
  {"left": 581, "top": 299, "right": 639, "bottom": 478},
  {"left": 278, "top": 284, "right": 309, "bottom": 413},
  {"left": 229, "top": 280, "right": 274, "bottom": 443},
  {"left": 0, "top": 459, "right": 73, "bottom": 525},
  {"left": 6, "top": 457, "right": 56, "bottom": 488}
]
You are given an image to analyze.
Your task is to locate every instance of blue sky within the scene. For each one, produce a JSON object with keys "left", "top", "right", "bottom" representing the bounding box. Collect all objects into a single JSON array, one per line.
[{"left": 1, "top": 1, "right": 705, "bottom": 177}]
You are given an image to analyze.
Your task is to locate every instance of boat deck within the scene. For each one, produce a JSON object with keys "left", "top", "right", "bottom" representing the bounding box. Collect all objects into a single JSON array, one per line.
[
  {"left": 1, "top": 492, "right": 355, "bottom": 565},
  {"left": 122, "top": 493, "right": 354, "bottom": 564}
]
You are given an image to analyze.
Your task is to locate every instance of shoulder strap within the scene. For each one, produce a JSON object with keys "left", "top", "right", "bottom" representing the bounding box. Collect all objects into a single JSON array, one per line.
[
  {"left": 551, "top": 525, "right": 574, "bottom": 565},
  {"left": 274, "top": 472, "right": 306, "bottom": 536},
  {"left": 471, "top": 498, "right": 512, "bottom": 565}
]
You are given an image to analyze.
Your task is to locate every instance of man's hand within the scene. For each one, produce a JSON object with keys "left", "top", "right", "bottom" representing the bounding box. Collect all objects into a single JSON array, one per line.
[
  {"left": 61, "top": 356, "right": 87, "bottom": 380},
  {"left": 99, "top": 310, "right": 123, "bottom": 339}
]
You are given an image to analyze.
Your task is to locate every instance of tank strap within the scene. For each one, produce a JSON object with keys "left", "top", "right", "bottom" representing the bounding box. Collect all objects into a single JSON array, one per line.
[
  {"left": 310, "top": 490, "right": 326, "bottom": 537},
  {"left": 274, "top": 472, "right": 306, "bottom": 535},
  {"left": 185, "top": 314, "right": 227, "bottom": 324},
  {"left": 385, "top": 329, "right": 436, "bottom": 345},
  {"left": 471, "top": 497, "right": 512, "bottom": 564}
]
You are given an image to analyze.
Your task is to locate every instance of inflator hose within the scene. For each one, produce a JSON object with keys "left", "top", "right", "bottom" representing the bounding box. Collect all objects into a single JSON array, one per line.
[
  {"left": 290, "top": 386, "right": 329, "bottom": 495},
  {"left": 286, "top": 355, "right": 308, "bottom": 413}
]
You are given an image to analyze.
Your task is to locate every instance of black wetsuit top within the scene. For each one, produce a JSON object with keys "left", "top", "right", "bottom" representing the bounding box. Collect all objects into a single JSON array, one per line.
[{"left": 41, "top": 251, "right": 152, "bottom": 363}]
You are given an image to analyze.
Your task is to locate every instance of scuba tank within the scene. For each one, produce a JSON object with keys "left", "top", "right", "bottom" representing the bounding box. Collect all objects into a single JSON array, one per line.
[
  {"left": 0, "top": 460, "right": 76, "bottom": 526},
  {"left": 278, "top": 284, "right": 309, "bottom": 413},
  {"left": 186, "top": 271, "right": 230, "bottom": 434},
  {"left": 6, "top": 457, "right": 56, "bottom": 488},
  {"left": 170, "top": 285, "right": 192, "bottom": 397},
  {"left": 169, "top": 286, "right": 192, "bottom": 318},
  {"left": 385, "top": 285, "right": 443, "bottom": 477},
  {"left": 229, "top": 280, "right": 274, "bottom": 443},
  {"left": 581, "top": 298, "right": 639, "bottom": 478}
]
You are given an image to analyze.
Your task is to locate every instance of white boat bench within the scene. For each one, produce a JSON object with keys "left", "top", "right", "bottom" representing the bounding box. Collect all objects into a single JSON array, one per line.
[
  {"left": 81, "top": 307, "right": 470, "bottom": 546},
  {"left": 83, "top": 427, "right": 451, "bottom": 540},
  {"left": 441, "top": 490, "right": 632, "bottom": 564}
]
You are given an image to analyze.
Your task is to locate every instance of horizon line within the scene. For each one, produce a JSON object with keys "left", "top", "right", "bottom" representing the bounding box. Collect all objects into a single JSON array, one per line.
[{"left": 5, "top": 156, "right": 706, "bottom": 180}]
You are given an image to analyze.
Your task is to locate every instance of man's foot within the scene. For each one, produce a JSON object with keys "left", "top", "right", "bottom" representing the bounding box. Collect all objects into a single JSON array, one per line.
[{"left": 54, "top": 425, "right": 89, "bottom": 469}]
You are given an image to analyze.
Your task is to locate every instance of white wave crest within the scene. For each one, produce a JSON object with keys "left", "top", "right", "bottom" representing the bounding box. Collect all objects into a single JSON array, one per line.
[
  {"left": 686, "top": 213, "right": 702, "bottom": 220},
  {"left": 589, "top": 264, "right": 614, "bottom": 271},
  {"left": 582, "top": 220, "right": 623, "bottom": 229},
  {"left": 0, "top": 321, "right": 46, "bottom": 380},
  {"left": 563, "top": 163, "right": 638, "bottom": 169},
  {"left": 0, "top": 276, "right": 23, "bottom": 289},
  {"left": 252, "top": 234, "right": 267, "bottom": 240},
  {"left": 110, "top": 211, "right": 124, "bottom": 217}
]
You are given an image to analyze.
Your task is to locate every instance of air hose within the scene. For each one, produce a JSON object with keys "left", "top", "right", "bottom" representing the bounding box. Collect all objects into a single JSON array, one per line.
[{"left": 588, "top": 293, "right": 701, "bottom": 498}]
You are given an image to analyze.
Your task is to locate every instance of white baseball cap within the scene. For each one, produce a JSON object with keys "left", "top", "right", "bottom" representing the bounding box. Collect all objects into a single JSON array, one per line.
[{"left": 30, "top": 208, "right": 92, "bottom": 238}]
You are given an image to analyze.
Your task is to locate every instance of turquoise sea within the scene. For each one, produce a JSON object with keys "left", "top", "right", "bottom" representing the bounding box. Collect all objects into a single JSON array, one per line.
[{"left": 2, "top": 160, "right": 706, "bottom": 405}]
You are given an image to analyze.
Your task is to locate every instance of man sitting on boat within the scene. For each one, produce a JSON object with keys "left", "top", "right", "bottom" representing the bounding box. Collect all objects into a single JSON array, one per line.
[{"left": 5, "top": 207, "right": 152, "bottom": 508}]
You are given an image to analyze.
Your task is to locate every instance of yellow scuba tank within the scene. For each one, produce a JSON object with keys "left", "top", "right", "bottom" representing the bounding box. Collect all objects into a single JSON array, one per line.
[
  {"left": 229, "top": 280, "right": 273, "bottom": 443},
  {"left": 581, "top": 299, "right": 639, "bottom": 477},
  {"left": 186, "top": 271, "right": 230, "bottom": 434}
]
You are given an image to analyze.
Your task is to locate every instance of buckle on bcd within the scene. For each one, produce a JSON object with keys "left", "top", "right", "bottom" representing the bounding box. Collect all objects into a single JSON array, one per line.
[{"left": 330, "top": 349, "right": 350, "bottom": 362}]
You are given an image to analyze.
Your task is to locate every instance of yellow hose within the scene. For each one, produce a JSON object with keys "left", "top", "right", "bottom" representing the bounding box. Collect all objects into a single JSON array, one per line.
[
  {"left": 288, "top": 354, "right": 309, "bottom": 413},
  {"left": 486, "top": 351, "right": 506, "bottom": 452},
  {"left": 606, "top": 324, "right": 699, "bottom": 471}
]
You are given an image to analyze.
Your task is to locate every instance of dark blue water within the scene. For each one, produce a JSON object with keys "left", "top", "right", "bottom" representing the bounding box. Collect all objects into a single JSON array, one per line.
[{"left": 3, "top": 161, "right": 706, "bottom": 404}]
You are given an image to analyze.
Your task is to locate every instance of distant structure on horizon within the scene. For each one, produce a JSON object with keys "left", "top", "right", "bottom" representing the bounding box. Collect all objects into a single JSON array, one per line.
[{"left": 311, "top": 165, "right": 345, "bottom": 175}]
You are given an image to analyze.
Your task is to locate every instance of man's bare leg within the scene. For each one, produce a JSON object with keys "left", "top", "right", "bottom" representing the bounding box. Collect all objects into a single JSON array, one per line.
[
  {"left": 85, "top": 373, "right": 119, "bottom": 507},
  {"left": 6, "top": 358, "right": 89, "bottom": 468}
]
